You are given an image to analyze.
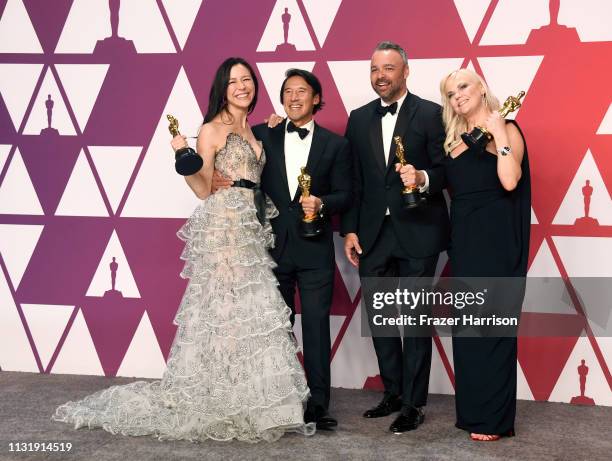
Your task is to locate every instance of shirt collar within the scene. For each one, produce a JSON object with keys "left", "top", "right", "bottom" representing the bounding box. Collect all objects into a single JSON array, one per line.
[
  {"left": 285, "top": 118, "right": 315, "bottom": 133},
  {"left": 380, "top": 90, "right": 408, "bottom": 112}
]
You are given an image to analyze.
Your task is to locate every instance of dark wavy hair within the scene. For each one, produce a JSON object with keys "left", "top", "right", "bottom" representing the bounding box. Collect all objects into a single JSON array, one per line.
[
  {"left": 279, "top": 68, "right": 325, "bottom": 114},
  {"left": 203, "top": 57, "right": 259, "bottom": 123}
]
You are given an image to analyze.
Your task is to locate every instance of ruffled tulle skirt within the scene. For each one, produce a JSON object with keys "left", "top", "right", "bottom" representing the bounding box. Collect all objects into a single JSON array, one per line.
[{"left": 52, "top": 187, "right": 315, "bottom": 442}]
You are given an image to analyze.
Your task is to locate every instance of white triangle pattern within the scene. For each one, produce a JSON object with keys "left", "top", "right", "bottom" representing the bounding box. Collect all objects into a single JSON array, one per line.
[
  {"left": 409, "top": 58, "right": 465, "bottom": 104},
  {"left": 552, "top": 149, "right": 612, "bottom": 226},
  {"left": 55, "top": 0, "right": 110, "bottom": 53},
  {"left": 553, "top": 236, "right": 612, "bottom": 278},
  {"left": 160, "top": 0, "right": 202, "bottom": 50},
  {"left": 86, "top": 230, "right": 141, "bottom": 298},
  {"left": 0, "top": 148, "right": 44, "bottom": 215},
  {"left": 122, "top": 68, "right": 203, "bottom": 218},
  {"left": 528, "top": 240, "right": 561, "bottom": 278},
  {"left": 116, "top": 311, "right": 167, "bottom": 378},
  {"left": 21, "top": 304, "right": 74, "bottom": 370},
  {"left": 330, "top": 308, "right": 380, "bottom": 389},
  {"left": 302, "top": 0, "right": 342, "bottom": 47},
  {"left": 114, "top": 0, "right": 175, "bottom": 53},
  {"left": 557, "top": 0, "right": 612, "bottom": 42},
  {"left": 55, "top": 64, "right": 110, "bottom": 132},
  {"left": 453, "top": 0, "right": 492, "bottom": 43},
  {"left": 23, "top": 67, "right": 77, "bottom": 135},
  {"left": 0, "top": 224, "right": 44, "bottom": 290},
  {"left": 51, "top": 309, "right": 104, "bottom": 375},
  {"left": 0, "top": 0, "right": 43, "bottom": 53},
  {"left": 0, "top": 63, "right": 43, "bottom": 130},
  {"left": 55, "top": 150, "right": 108, "bottom": 216},
  {"left": 56, "top": 0, "right": 174, "bottom": 53},
  {"left": 548, "top": 337, "right": 612, "bottom": 406},
  {"left": 596, "top": 102, "right": 612, "bottom": 134},
  {"left": 0, "top": 271, "right": 38, "bottom": 372},
  {"left": 480, "top": 0, "right": 549, "bottom": 45},
  {"left": 256, "top": 0, "right": 316, "bottom": 51},
  {"left": 89, "top": 145, "right": 142, "bottom": 213},
  {"left": 328, "top": 60, "right": 377, "bottom": 115},
  {"left": 256, "top": 61, "right": 316, "bottom": 116},
  {"left": 531, "top": 206, "right": 538, "bottom": 224},
  {"left": 477, "top": 55, "right": 544, "bottom": 119}
]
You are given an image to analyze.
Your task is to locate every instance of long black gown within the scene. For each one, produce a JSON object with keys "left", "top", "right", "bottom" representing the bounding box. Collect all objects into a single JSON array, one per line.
[{"left": 444, "top": 120, "right": 531, "bottom": 435}]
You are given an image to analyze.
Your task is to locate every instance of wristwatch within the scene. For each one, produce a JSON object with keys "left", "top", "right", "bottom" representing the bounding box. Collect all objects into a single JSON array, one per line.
[{"left": 497, "top": 146, "right": 512, "bottom": 156}]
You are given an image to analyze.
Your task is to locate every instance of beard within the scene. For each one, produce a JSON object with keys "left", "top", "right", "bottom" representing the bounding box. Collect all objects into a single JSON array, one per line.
[{"left": 372, "top": 78, "right": 405, "bottom": 103}]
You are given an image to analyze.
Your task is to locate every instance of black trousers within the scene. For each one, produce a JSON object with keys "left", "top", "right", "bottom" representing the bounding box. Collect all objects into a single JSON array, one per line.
[
  {"left": 273, "top": 248, "right": 334, "bottom": 410},
  {"left": 359, "top": 216, "right": 438, "bottom": 408}
]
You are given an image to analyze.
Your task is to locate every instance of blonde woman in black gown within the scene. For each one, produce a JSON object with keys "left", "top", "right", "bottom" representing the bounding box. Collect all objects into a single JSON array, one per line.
[{"left": 439, "top": 68, "right": 531, "bottom": 441}]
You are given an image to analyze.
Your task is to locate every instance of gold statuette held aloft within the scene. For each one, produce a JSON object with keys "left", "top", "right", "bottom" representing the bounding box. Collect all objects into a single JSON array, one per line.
[
  {"left": 167, "top": 114, "right": 180, "bottom": 137},
  {"left": 167, "top": 114, "right": 203, "bottom": 176},
  {"left": 460, "top": 91, "right": 525, "bottom": 149}
]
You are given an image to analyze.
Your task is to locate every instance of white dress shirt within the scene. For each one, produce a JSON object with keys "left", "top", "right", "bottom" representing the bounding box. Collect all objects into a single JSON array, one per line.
[
  {"left": 380, "top": 91, "right": 430, "bottom": 214},
  {"left": 284, "top": 118, "right": 315, "bottom": 199}
]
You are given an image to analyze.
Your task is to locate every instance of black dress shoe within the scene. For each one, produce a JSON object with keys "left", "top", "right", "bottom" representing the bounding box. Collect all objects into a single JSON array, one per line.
[
  {"left": 304, "top": 405, "right": 338, "bottom": 431},
  {"left": 363, "top": 394, "right": 402, "bottom": 418},
  {"left": 389, "top": 407, "right": 425, "bottom": 433}
]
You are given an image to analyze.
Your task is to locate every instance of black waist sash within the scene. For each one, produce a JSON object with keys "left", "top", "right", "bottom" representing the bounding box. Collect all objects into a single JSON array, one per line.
[{"left": 232, "top": 179, "right": 265, "bottom": 226}]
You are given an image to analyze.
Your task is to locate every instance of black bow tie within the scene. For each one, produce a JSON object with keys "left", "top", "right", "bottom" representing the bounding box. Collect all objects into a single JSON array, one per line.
[
  {"left": 376, "top": 101, "right": 398, "bottom": 117},
  {"left": 287, "top": 121, "right": 310, "bottom": 139}
]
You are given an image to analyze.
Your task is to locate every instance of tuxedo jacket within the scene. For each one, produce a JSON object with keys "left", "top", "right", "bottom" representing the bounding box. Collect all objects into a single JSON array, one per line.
[
  {"left": 340, "top": 92, "right": 450, "bottom": 258},
  {"left": 253, "top": 121, "right": 352, "bottom": 268}
]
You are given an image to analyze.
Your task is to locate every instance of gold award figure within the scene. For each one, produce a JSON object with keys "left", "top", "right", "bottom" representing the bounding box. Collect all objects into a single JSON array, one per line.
[
  {"left": 298, "top": 167, "right": 323, "bottom": 237},
  {"left": 394, "top": 136, "right": 423, "bottom": 209},
  {"left": 167, "top": 114, "right": 203, "bottom": 176},
  {"left": 461, "top": 91, "right": 526, "bottom": 149}
]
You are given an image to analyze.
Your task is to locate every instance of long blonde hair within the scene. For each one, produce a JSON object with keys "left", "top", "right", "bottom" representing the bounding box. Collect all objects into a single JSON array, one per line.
[{"left": 439, "top": 69, "right": 500, "bottom": 154}]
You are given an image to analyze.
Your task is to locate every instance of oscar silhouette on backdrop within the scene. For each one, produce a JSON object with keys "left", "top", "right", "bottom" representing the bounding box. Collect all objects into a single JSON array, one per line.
[
  {"left": 94, "top": 0, "right": 136, "bottom": 54},
  {"left": 570, "top": 359, "right": 595, "bottom": 405},
  {"left": 275, "top": 7, "right": 297, "bottom": 52},
  {"left": 527, "top": 0, "right": 579, "bottom": 47},
  {"left": 574, "top": 179, "right": 599, "bottom": 227},
  {"left": 104, "top": 256, "right": 123, "bottom": 299},
  {"left": 40, "top": 94, "right": 59, "bottom": 137}
]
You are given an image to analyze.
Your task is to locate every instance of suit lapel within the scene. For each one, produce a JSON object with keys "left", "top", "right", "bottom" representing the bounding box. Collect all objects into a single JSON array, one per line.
[
  {"left": 269, "top": 123, "right": 291, "bottom": 201},
  {"left": 303, "top": 122, "right": 327, "bottom": 184},
  {"left": 386, "top": 92, "right": 418, "bottom": 173},
  {"left": 368, "top": 106, "right": 386, "bottom": 174}
]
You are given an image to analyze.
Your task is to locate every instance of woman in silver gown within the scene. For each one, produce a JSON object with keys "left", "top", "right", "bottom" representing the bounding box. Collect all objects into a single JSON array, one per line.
[{"left": 52, "top": 57, "right": 315, "bottom": 443}]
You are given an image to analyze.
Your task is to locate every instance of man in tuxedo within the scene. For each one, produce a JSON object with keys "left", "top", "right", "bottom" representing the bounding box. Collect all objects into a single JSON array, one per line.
[
  {"left": 341, "top": 41, "right": 450, "bottom": 433},
  {"left": 217, "top": 69, "right": 351, "bottom": 429}
]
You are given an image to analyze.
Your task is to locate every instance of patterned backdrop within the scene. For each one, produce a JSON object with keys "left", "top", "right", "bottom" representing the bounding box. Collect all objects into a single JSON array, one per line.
[{"left": 0, "top": 0, "right": 611, "bottom": 406}]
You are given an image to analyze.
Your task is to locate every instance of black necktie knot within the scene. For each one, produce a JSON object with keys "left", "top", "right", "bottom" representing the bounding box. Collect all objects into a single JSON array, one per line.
[
  {"left": 287, "top": 121, "right": 310, "bottom": 139},
  {"left": 376, "top": 101, "right": 398, "bottom": 117}
]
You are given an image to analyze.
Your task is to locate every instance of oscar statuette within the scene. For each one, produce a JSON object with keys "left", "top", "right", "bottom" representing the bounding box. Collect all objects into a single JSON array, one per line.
[
  {"left": 298, "top": 167, "right": 323, "bottom": 237},
  {"left": 167, "top": 114, "right": 203, "bottom": 176},
  {"left": 461, "top": 91, "right": 525, "bottom": 149},
  {"left": 394, "top": 136, "right": 424, "bottom": 209}
]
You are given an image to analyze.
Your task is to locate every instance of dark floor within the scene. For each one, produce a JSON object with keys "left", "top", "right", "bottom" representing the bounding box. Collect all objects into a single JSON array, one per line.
[{"left": 0, "top": 371, "right": 611, "bottom": 460}]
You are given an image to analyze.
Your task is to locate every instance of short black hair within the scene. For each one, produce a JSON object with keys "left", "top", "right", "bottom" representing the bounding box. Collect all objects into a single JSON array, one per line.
[{"left": 279, "top": 68, "right": 325, "bottom": 114}]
